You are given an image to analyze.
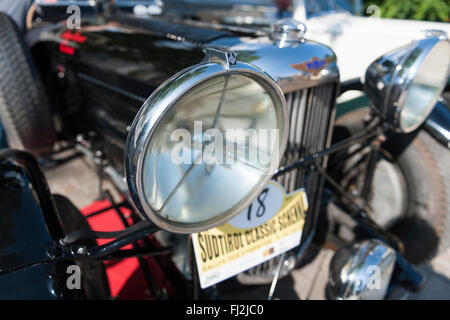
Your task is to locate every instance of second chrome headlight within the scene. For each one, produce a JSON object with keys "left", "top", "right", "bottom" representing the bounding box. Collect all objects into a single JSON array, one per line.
[{"left": 365, "top": 32, "right": 450, "bottom": 133}]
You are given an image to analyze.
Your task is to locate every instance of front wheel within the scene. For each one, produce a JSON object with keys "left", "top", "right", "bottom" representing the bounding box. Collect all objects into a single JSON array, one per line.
[{"left": 332, "top": 108, "right": 450, "bottom": 264}]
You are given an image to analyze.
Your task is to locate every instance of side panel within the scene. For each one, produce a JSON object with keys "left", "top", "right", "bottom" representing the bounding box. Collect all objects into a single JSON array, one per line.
[{"left": 38, "top": 15, "right": 222, "bottom": 154}]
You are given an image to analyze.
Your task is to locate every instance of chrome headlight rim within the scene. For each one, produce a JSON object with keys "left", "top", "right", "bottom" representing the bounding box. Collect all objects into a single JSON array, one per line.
[
  {"left": 365, "top": 34, "right": 450, "bottom": 133},
  {"left": 125, "top": 59, "right": 289, "bottom": 234},
  {"left": 393, "top": 36, "right": 450, "bottom": 133}
]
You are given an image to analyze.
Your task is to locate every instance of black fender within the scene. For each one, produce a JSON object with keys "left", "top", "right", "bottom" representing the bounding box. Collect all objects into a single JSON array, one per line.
[{"left": 0, "top": 149, "right": 85, "bottom": 299}]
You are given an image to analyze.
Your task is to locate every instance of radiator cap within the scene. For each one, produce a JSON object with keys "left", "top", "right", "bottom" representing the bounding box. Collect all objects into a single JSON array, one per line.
[{"left": 272, "top": 18, "right": 306, "bottom": 43}]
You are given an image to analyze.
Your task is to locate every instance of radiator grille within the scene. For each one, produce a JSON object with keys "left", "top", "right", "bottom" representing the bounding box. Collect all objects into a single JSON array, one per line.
[
  {"left": 278, "top": 83, "right": 336, "bottom": 199},
  {"left": 241, "top": 83, "right": 336, "bottom": 283}
]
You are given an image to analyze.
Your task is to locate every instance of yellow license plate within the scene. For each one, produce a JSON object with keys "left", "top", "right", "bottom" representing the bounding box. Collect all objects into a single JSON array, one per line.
[{"left": 192, "top": 181, "right": 308, "bottom": 288}]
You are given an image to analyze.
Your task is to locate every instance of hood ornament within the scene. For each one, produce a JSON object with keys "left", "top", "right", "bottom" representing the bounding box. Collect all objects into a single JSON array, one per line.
[{"left": 272, "top": 18, "right": 306, "bottom": 46}]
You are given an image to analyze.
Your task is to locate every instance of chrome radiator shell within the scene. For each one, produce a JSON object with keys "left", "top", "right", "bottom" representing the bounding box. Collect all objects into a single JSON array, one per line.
[{"left": 209, "top": 34, "right": 339, "bottom": 93}]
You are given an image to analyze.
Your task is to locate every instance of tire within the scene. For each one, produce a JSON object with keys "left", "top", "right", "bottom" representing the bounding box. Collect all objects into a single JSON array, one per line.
[
  {"left": 333, "top": 108, "right": 450, "bottom": 264},
  {"left": 0, "top": 12, "right": 55, "bottom": 155}
]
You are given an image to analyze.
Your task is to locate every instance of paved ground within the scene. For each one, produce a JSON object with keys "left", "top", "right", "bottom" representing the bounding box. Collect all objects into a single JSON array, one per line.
[{"left": 44, "top": 156, "right": 450, "bottom": 300}]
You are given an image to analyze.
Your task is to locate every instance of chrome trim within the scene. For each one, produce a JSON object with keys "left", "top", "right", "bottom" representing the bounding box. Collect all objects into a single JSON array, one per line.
[
  {"left": 201, "top": 48, "right": 237, "bottom": 69},
  {"left": 125, "top": 53, "right": 289, "bottom": 233},
  {"left": 424, "top": 98, "right": 450, "bottom": 149},
  {"left": 327, "top": 240, "right": 396, "bottom": 300},
  {"left": 365, "top": 34, "right": 450, "bottom": 133},
  {"left": 171, "top": 18, "right": 269, "bottom": 37}
]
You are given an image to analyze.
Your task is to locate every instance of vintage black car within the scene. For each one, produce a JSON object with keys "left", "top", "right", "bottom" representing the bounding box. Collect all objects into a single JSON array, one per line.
[{"left": 0, "top": 0, "right": 449, "bottom": 300}]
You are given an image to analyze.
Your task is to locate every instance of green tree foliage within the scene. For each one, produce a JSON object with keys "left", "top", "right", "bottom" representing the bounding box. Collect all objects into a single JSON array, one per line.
[{"left": 363, "top": 0, "right": 449, "bottom": 22}]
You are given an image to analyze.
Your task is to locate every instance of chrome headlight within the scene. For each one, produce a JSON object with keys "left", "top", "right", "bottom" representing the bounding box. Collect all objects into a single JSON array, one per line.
[
  {"left": 365, "top": 32, "right": 450, "bottom": 133},
  {"left": 125, "top": 50, "right": 288, "bottom": 233}
]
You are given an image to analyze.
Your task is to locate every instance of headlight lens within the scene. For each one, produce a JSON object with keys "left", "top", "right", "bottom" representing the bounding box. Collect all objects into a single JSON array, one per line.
[
  {"left": 400, "top": 41, "right": 450, "bottom": 131},
  {"left": 125, "top": 58, "right": 288, "bottom": 233}
]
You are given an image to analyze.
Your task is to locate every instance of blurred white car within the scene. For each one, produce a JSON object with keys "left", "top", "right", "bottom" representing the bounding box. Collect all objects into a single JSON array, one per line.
[{"left": 292, "top": 0, "right": 450, "bottom": 83}]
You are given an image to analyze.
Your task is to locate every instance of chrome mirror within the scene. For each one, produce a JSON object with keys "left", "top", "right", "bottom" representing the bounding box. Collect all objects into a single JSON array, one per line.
[
  {"left": 365, "top": 31, "right": 450, "bottom": 133},
  {"left": 125, "top": 49, "right": 288, "bottom": 233}
]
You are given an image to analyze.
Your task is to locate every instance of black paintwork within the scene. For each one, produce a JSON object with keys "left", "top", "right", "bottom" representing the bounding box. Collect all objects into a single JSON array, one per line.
[
  {"left": 0, "top": 150, "right": 85, "bottom": 299},
  {"left": 0, "top": 153, "right": 58, "bottom": 269},
  {"left": 31, "top": 12, "right": 255, "bottom": 165}
]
